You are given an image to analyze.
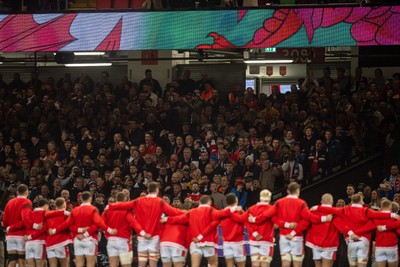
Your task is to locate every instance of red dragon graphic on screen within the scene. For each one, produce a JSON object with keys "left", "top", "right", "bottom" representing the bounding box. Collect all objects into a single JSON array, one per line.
[
  {"left": 0, "top": 14, "right": 122, "bottom": 51},
  {"left": 197, "top": 6, "right": 400, "bottom": 48},
  {"left": 0, "top": 6, "right": 399, "bottom": 51}
]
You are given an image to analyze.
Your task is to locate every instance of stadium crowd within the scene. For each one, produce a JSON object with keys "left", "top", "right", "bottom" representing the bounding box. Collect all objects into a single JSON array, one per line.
[{"left": 0, "top": 64, "right": 399, "bottom": 267}]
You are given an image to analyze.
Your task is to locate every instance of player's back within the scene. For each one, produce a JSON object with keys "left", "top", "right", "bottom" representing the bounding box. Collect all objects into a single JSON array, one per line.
[
  {"left": 3, "top": 197, "right": 31, "bottom": 224},
  {"left": 307, "top": 209, "right": 334, "bottom": 248},
  {"left": 134, "top": 195, "right": 163, "bottom": 235},
  {"left": 45, "top": 210, "right": 71, "bottom": 249},
  {"left": 102, "top": 209, "right": 132, "bottom": 239},
  {"left": 3, "top": 196, "right": 32, "bottom": 236},
  {"left": 219, "top": 212, "right": 244, "bottom": 243},
  {"left": 187, "top": 205, "right": 216, "bottom": 240},
  {"left": 373, "top": 216, "right": 398, "bottom": 248},
  {"left": 342, "top": 205, "right": 370, "bottom": 227},
  {"left": 246, "top": 204, "right": 275, "bottom": 243},
  {"left": 71, "top": 203, "right": 98, "bottom": 227},
  {"left": 275, "top": 196, "right": 305, "bottom": 222},
  {"left": 26, "top": 208, "right": 46, "bottom": 240},
  {"left": 160, "top": 221, "right": 188, "bottom": 249}
]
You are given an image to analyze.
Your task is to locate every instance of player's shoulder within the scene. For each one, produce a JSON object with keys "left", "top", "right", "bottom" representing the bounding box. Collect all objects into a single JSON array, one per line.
[
  {"left": 138, "top": 195, "right": 160, "bottom": 202},
  {"left": 22, "top": 197, "right": 32, "bottom": 204}
]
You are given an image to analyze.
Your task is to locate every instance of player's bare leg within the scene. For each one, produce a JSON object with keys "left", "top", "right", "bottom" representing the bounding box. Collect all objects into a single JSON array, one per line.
[
  {"left": 59, "top": 257, "right": 69, "bottom": 267},
  {"left": 48, "top": 258, "right": 58, "bottom": 267},
  {"left": 17, "top": 252, "right": 26, "bottom": 267},
  {"left": 281, "top": 253, "right": 291, "bottom": 267},
  {"left": 35, "top": 259, "right": 45, "bottom": 267},
  {"left": 109, "top": 256, "right": 119, "bottom": 267},
  {"left": 85, "top": 255, "right": 96, "bottom": 267},
  {"left": 314, "top": 259, "right": 322, "bottom": 267},
  {"left": 225, "top": 257, "right": 234, "bottom": 267},
  {"left": 235, "top": 259, "right": 246, "bottom": 267},
  {"left": 357, "top": 258, "right": 368, "bottom": 267},
  {"left": 148, "top": 251, "right": 159, "bottom": 267},
  {"left": 138, "top": 251, "right": 148, "bottom": 267},
  {"left": 321, "top": 258, "right": 333, "bottom": 267},
  {"left": 74, "top": 255, "right": 85, "bottom": 267},
  {"left": 26, "top": 258, "right": 35, "bottom": 267},
  {"left": 190, "top": 253, "right": 202, "bottom": 267},
  {"left": 7, "top": 251, "right": 17, "bottom": 267},
  {"left": 207, "top": 254, "right": 218, "bottom": 267},
  {"left": 172, "top": 261, "right": 184, "bottom": 267},
  {"left": 251, "top": 254, "right": 260, "bottom": 267}
]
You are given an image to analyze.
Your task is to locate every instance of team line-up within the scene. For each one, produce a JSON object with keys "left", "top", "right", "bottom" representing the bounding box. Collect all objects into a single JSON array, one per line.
[{"left": 3, "top": 182, "right": 400, "bottom": 267}]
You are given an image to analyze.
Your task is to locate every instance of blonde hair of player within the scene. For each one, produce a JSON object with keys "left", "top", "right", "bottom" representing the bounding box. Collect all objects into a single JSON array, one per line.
[
  {"left": 321, "top": 193, "right": 334, "bottom": 205},
  {"left": 260, "top": 190, "right": 272, "bottom": 203}
]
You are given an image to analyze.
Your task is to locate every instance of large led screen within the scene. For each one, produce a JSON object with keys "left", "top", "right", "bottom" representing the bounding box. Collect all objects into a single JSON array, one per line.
[{"left": 0, "top": 6, "right": 399, "bottom": 52}]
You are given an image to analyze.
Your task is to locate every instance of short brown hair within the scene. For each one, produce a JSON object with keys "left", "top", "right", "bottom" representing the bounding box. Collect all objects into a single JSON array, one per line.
[
  {"left": 148, "top": 182, "right": 159, "bottom": 193},
  {"left": 38, "top": 199, "right": 49, "bottom": 208},
  {"left": 81, "top": 191, "right": 92, "bottom": 202},
  {"left": 351, "top": 193, "right": 362, "bottom": 204},
  {"left": 381, "top": 199, "right": 392, "bottom": 209},
  {"left": 287, "top": 182, "right": 300, "bottom": 194},
  {"left": 199, "top": 195, "right": 211, "bottom": 205},
  {"left": 55, "top": 197, "right": 65, "bottom": 208},
  {"left": 226, "top": 193, "right": 237, "bottom": 205},
  {"left": 17, "top": 184, "right": 28, "bottom": 195},
  {"left": 116, "top": 192, "right": 126, "bottom": 202}
]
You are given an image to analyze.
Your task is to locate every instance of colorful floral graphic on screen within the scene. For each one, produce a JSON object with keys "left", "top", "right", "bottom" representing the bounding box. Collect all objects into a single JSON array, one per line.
[{"left": 0, "top": 6, "right": 399, "bottom": 52}]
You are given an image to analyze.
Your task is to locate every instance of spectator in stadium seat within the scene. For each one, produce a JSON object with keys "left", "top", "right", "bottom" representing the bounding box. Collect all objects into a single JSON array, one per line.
[
  {"left": 8, "top": 72, "right": 25, "bottom": 90},
  {"left": 382, "top": 165, "right": 400, "bottom": 192},
  {"left": 369, "top": 190, "right": 381, "bottom": 210},
  {"left": 223, "top": 161, "right": 238, "bottom": 189},
  {"left": 218, "top": 176, "right": 232, "bottom": 195},
  {"left": 345, "top": 184, "right": 356, "bottom": 205},
  {"left": 243, "top": 89, "right": 258, "bottom": 109},
  {"left": 363, "top": 185, "right": 372, "bottom": 204},
  {"left": 268, "top": 139, "right": 283, "bottom": 165},
  {"left": 307, "top": 139, "right": 327, "bottom": 176},
  {"left": 200, "top": 81, "right": 214, "bottom": 101},
  {"left": 186, "top": 182, "right": 202, "bottom": 204},
  {"left": 259, "top": 159, "right": 281, "bottom": 192},
  {"left": 336, "top": 67, "right": 352, "bottom": 96},
  {"left": 379, "top": 181, "right": 395, "bottom": 200},
  {"left": 231, "top": 179, "right": 247, "bottom": 208},
  {"left": 96, "top": 71, "right": 113, "bottom": 92},
  {"left": 282, "top": 153, "right": 303, "bottom": 184},
  {"left": 269, "top": 86, "right": 284, "bottom": 103},
  {"left": 245, "top": 178, "right": 260, "bottom": 208},
  {"left": 244, "top": 154, "right": 260, "bottom": 179},
  {"left": 282, "top": 130, "right": 296, "bottom": 150},
  {"left": 352, "top": 67, "right": 368, "bottom": 93},
  {"left": 178, "top": 69, "right": 195, "bottom": 96},
  {"left": 293, "top": 143, "right": 306, "bottom": 166},
  {"left": 318, "top": 66, "right": 334, "bottom": 93},
  {"left": 178, "top": 147, "right": 192, "bottom": 169},
  {"left": 324, "top": 129, "right": 344, "bottom": 168},
  {"left": 127, "top": 118, "right": 144, "bottom": 147},
  {"left": 336, "top": 199, "right": 345, "bottom": 207},
  {"left": 139, "top": 69, "right": 162, "bottom": 97},
  {"left": 210, "top": 182, "right": 227, "bottom": 210}
]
